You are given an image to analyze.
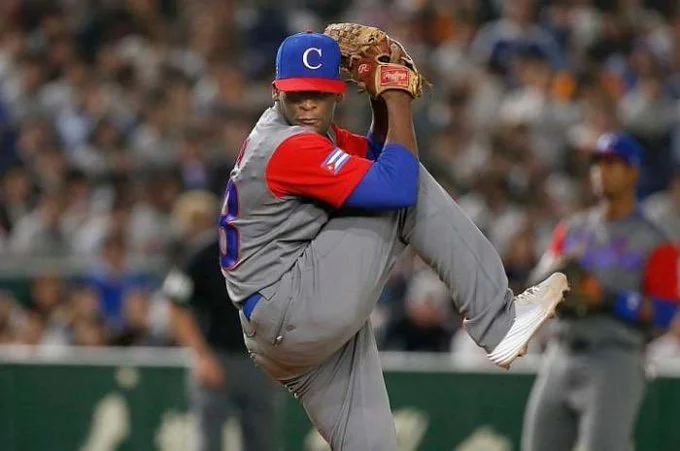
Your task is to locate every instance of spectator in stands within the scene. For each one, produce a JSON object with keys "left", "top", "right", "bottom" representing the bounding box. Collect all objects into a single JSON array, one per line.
[
  {"left": 0, "top": 291, "right": 21, "bottom": 344},
  {"left": 27, "top": 273, "right": 70, "bottom": 346},
  {"left": 16, "top": 311, "right": 45, "bottom": 346},
  {"left": 67, "top": 286, "right": 104, "bottom": 328},
  {"left": 8, "top": 188, "right": 69, "bottom": 256},
  {"left": 61, "top": 169, "right": 94, "bottom": 239},
  {"left": 2, "top": 52, "right": 49, "bottom": 122},
  {"left": 470, "top": 0, "right": 565, "bottom": 80},
  {"left": 128, "top": 171, "right": 181, "bottom": 253},
  {"left": 83, "top": 233, "right": 152, "bottom": 331},
  {"left": 12, "top": 117, "right": 56, "bottom": 173},
  {"left": 72, "top": 317, "right": 109, "bottom": 347},
  {"left": 0, "top": 163, "right": 34, "bottom": 241},
  {"left": 72, "top": 117, "right": 131, "bottom": 178},
  {"left": 129, "top": 90, "right": 179, "bottom": 169},
  {"left": 72, "top": 192, "right": 132, "bottom": 255},
  {"left": 383, "top": 268, "right": 458, "bottom": 352},
  {"left": 113, "top": 289, "right": 169, "bottom": 346},
  {"left": 177, "top": 127, "right": 211, "bottom": 191},
  {"left": 67, "top": 285, "right": 109, "bottom": 346}
]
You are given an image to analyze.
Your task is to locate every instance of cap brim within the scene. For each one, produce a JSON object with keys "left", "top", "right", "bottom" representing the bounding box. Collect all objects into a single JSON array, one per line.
[
  {"left": 592, "top": 151, "right": 635, "bottom": 166},
  {"left": 274, "top": 78, "right": 346, "bottom": 94}
]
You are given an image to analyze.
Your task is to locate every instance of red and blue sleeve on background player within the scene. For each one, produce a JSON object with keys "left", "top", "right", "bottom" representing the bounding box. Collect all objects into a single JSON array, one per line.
[
  {"left": 550, "top": 222, "right": 680, "bottom": 329},
  {"left": 265, "top": 127, "right": 417, "bottom": 210}
]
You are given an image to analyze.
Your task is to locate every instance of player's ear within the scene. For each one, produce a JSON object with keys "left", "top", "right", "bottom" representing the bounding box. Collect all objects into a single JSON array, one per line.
[
  {"left": 630, "top": 166, "right": 640, "bottom": 186},
  {"left": 272, "top": 83, "right": 280, "bottom": 102},
  {"left": 335, "top": 93, "right": 345, "bottom": 103}
]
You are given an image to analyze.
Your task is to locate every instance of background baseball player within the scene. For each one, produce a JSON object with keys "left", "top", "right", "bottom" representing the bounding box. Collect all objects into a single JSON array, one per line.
[
  {"left": 220, "top": 28, "right": 566, "bottom": 449},
  {"left": 162, "top": 190, "right": 280, "bottom": 451},
  {"left": 522, "top": 133, "right": 680, "bottom": 451}
]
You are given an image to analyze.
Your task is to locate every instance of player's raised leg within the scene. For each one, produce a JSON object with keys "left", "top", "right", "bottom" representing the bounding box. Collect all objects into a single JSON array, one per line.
[{"left": 401, "top": 165, "right": 568, "bottom": 367}]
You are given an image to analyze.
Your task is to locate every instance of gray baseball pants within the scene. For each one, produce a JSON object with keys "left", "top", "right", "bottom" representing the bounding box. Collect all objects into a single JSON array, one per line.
[
  {"left": 239, "top": 164, "right": 516, "bottom": 450},
  {"left": 521, "top": 342, "right": 646, "bottom": 451}
]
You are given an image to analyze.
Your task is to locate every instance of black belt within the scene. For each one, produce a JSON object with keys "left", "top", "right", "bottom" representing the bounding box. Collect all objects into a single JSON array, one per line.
[
  {"left": 562, "top": 337, "right": 594, "bottom": 352},
  {"left": 556, "top": 336, "right": 640, "bottom": 353}
]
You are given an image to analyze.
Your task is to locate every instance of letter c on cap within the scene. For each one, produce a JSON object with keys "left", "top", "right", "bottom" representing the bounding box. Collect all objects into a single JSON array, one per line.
[{"left": 302, "top": 48, "right": 322, "bottom": 70}]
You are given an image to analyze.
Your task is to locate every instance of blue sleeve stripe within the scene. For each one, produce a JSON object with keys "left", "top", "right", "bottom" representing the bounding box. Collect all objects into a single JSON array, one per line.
[
  {"left": 343, "top": 143, "right": 418, "bottom": 210},
  {"left": 613, "top": 291, "right": 679, "bottom": 329},
  {"left": 651, "top": 298, "right": 678, "bottom": 329},
  {"left": 613, "top": 292, "right": 643, "bottom": 323}
]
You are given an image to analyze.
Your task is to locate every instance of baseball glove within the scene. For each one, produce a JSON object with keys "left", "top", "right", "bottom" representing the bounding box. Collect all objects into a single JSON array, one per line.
[
  {"left": 323, "top": 23, "right": 428, "bottom": 98},
  {"left": 547, "top": 256, "right": 604, "bottom": 318}
]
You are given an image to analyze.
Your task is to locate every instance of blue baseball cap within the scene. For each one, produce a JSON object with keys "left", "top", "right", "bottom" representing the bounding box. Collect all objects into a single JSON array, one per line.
[
  {"left": 274, "top": 32, "right": 346, "bottom": 94},
  {"left": 593, "top": 132, "right": 644, "bottom": 168}
]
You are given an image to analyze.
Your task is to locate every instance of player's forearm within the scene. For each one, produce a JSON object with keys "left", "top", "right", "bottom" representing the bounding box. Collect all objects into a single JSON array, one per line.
[
  {"left": 169, "top": 304, "right": 213, "bottom": 357},
  {"left": 382, "top": 91, "right": 418, "bottom": 158},
  {"left": 345, "top": 91, "right": 420, "bottom": 209},
  {"left": 366, "top": 97, "right": 387, "bottom": 160},
  {"left": 369, "top": 96, "right": 388, "bottom": 144}
]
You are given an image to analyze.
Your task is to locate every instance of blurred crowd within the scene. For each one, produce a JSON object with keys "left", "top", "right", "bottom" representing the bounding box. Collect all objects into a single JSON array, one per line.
[{"left": 0, "top": 0, "right": 679, "bottom": 360}]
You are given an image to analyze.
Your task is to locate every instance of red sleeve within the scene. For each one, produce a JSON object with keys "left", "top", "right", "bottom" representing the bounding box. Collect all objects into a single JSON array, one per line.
[
  {"left": 549, "top": 222, "right": 568, "bottom": 257},
  {"left": 643, "top": 244, "right": 680, "bottom": 301},
  {"left": 332, "top": 125, "right": 369, "bottom": 158},
  {"left": 265, "top": 133, "right": 372, "bottom": 208}
]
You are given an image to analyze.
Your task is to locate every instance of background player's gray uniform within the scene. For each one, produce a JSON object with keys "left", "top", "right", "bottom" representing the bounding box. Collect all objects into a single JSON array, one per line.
[
  {"left": 224, "top": 107, "right": 517, "bottom": 449},
  {"left": 522, "top": 209, "right": 667, "bottom": 451}
]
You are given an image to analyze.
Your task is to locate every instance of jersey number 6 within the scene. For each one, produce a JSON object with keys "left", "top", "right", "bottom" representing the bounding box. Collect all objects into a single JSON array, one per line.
[{"left": 218, "top": 179, "right": 239, "bottom": 270}]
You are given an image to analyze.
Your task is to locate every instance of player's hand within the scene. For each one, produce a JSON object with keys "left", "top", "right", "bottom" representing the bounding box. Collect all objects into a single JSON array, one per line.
[{"left": 194, "top": 352, "right": 226, "bottom": 389}]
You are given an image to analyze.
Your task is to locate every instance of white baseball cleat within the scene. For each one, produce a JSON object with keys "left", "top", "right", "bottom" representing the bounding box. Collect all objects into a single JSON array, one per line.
[{"left": 487, "top": 272, "right": 569, "bottom": 369}]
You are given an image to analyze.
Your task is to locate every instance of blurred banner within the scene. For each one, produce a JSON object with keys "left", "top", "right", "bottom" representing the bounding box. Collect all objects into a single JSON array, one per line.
[
  {"left": 1, "top": 349, "right": 680, "bottom": 451},
  {"left": 0, "top": 347, "right": 189, "bottom": 451}
]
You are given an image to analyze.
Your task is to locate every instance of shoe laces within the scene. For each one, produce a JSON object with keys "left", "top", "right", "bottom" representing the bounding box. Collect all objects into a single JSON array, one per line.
[{"left": 515, "top": 285, "right": 540, "bottom": 306}]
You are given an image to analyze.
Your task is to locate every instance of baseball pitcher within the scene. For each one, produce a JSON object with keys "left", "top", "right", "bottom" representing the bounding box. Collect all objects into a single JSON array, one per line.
[
  {"left": 522, "top": 133, "right": 680, "bottom": 451},
  {"left": 219, "top": 26, "right": 567, "bottom": 450}
]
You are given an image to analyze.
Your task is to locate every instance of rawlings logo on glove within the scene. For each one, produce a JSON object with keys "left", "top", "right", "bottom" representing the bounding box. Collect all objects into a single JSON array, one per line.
[
  {"left": 323, "top": 23, "right": 428, "bottom": 98},
  {"left": 380, "top": 66, "right": 410, "bottom": 87}
]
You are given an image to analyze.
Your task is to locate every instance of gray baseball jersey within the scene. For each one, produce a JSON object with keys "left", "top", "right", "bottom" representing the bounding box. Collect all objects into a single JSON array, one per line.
[{"left": 219, "top": 107, "right": 375, "bottom": 304}]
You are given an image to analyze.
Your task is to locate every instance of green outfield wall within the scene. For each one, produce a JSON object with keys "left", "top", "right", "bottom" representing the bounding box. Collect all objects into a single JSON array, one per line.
[{"left": 1, "top": 349, "right": 678, "bottom": 451}]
